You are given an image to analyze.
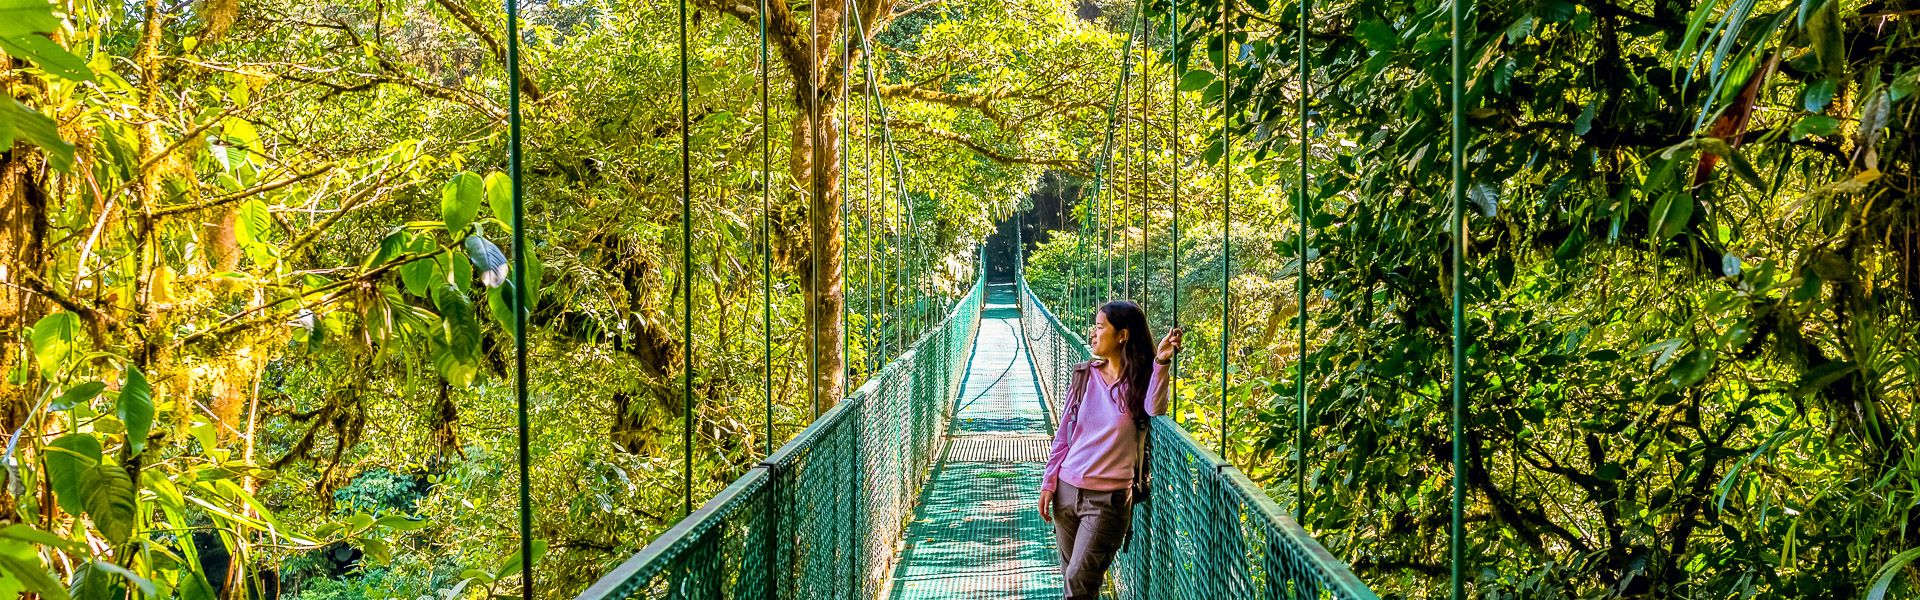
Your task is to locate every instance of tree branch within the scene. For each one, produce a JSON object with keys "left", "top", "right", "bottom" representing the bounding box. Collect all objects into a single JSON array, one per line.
[
  {"left": 889, "top": 120, "right": 1090, "bottom": 176},
  {"left": 430, "top": 0, "right": 544, "bottom": 101}
]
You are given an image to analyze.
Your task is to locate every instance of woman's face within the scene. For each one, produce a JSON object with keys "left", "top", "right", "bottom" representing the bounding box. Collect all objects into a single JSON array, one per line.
[{"left": 1088, "top": 310, "right": 1126, "bottom": 360}]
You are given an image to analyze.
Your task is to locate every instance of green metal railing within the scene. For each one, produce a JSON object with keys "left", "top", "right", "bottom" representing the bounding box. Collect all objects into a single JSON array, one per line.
[
  {"left": 1016, "top": 277, "right": 1378, "bottom": 600},
  {"left": 577, "top": 271, "right": 985, "bottom": 599}
]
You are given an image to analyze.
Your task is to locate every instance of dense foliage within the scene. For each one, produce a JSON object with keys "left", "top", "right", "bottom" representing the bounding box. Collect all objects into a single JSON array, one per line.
[
  {"left": 1, "top": 0, "right": 1122, "bottom": 596},
  {"left": 1024, "top": 0, "right": 1918, "bottom": 597}
]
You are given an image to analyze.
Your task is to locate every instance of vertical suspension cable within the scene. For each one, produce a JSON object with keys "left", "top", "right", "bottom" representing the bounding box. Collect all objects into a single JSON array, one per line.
[
  {"left": 759, "top": 0, "right": 773, "bottom": 457},
  {"left": 1295, "top": 0, "right": 1310, "bottom": 521},
  {"left": 1128, "top": 33, "right": 1144, "bottom": 313},
  {"left": 807, "top": 0, "right": 821, "bottom": 418},
  {"left": 1217, "top": 0, "right": 1233, "bottom": 459},
  {"left": 506, "top": 0, "right": 533, "bottom": 593},
  {"left": 1091, "top": 1, "right": 1143, "bottom": 322},
  {"left": 840, "top": 0, "right": 852, "bottom": 394},
  {"left": 862, "top": 46, "right": 877, "bottom": 372},
  {"left": 1449, "top": 0, "right": 1468, "bottom": 595},
  {"left": 1120, "top": 59, "right": 1132, "bottom": 302},
  {"left": 1169, "top": 0, "right": 1181, "bottom": 420},
  {"left": 847, "top": 6, "right": 913, "bottom": 352},
  {"left": 676, "top": 0, "right": 695, "bottom": 518}
]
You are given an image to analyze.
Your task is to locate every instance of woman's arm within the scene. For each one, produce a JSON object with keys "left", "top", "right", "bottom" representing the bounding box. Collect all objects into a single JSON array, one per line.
[
  {"left": 1146, "top": 361, "right": 1172, "bottom": 417},
  {"left": 1147, "top": 327, "right": 1183, "bottom": 416},
  {"left": 1041, "top": 414, "right": 1073, "bottom": 494}
]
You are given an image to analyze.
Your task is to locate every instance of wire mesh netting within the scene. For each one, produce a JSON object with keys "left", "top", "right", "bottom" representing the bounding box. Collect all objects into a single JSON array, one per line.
[{"left": 576, "top": 273, "right": 984, "bottom": 600}]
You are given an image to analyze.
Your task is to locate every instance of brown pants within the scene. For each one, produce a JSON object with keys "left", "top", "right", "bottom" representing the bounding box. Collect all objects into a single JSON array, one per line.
[{"left": 1052, "top": 481, "right": 1132, "bottom": 600}]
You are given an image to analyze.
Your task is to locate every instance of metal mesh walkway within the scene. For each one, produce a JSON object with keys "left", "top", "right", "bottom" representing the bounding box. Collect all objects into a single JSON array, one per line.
[{"left": 886, "top": 282, "right": 1063, "bottom": 599}]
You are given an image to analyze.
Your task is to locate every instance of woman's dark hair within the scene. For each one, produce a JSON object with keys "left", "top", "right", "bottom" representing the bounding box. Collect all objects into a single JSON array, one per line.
[{"left": 1099, "top": 300, "right": 1155, "bottom": 428}]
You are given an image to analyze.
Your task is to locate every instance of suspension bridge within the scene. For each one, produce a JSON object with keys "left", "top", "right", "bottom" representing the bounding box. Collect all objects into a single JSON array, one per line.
[
  {"left": 575, "top": 265, "right": 1377, "bottom": 599},
  {"left": 484, "top": 0, "right": 1483, "bottom": 590}
]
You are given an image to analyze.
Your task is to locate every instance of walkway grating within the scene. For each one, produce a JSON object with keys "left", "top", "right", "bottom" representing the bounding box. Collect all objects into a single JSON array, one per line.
[{"left": 886, "top": 282, "right": 1062, "bottom": 599}]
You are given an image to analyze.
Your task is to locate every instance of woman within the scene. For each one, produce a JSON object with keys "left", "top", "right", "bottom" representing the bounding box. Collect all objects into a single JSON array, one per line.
[{"left": 1038, "top": 300, "right": 1182, "bottom": 599}]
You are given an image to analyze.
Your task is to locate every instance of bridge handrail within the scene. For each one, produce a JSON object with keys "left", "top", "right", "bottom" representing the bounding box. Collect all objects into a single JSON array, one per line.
[
  {"left": 577, "top": 269, "right": 986, "bottom": 599},
  {"left": 1016, "top": 277, "right": 1379, "bottom": 600}
]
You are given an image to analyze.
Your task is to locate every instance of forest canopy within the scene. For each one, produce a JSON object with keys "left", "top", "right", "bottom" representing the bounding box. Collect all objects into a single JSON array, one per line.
[{"left": 2, "top": 0, "right": 1918, "bottom": 596}]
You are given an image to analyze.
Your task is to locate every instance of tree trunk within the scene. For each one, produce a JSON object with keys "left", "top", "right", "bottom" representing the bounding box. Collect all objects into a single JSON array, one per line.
[{"left": 791, "top": 100, "right": 846, "bottom": 412}]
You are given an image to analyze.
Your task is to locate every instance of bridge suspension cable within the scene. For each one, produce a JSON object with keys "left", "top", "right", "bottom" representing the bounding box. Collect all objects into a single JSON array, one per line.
[
  {"left": 759, "top": 0, "right": 773, "bottom": 459},
  {"left": 507, "top": 0, "right": 533, "bottom": 593}
]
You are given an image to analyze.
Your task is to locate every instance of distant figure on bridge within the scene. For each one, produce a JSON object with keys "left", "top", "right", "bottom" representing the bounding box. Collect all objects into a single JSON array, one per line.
[{"left": 1038, "top": 300, "right": 1182, "bottom": 600}]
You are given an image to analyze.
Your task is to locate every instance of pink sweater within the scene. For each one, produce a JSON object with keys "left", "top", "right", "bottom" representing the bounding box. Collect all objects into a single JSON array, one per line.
[{"left": 1042, "top": 360, "right": 1171, "bottom": 494}]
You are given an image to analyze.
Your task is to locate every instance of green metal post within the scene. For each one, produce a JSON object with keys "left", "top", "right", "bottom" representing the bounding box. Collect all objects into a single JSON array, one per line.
[
  {"left": 676, "top": 0, "right": 694, "bottom": 519},
  {"left": 1218, "top": 0, "right": 1233, "bottom": 459},
  {"left": 807, "top": 0, "right": 820, "bottom": 419},
  {"left": 840, "top": 1, "right": 851, "bottom": 395},
  {"left": 759, "top": 0, "right": 772, "bottom": 458},
  {"left": 507, "top": 0, "right": 533, "bottom": 593},
  {"left": 863, "top": 53, "right": 877, "bottom": 373},
  {"left": 1449, "top": 0, "right": 1468, "bottom": 596},
  {"left": 1296, "top": 0, "right": 1310, "bottom": 522},
  {"left": 1137, "top": 34, "right": 1148, "bottom": 312},
  {"left": 1169, "top": 0, "right": 1181, "bottom": 421}
]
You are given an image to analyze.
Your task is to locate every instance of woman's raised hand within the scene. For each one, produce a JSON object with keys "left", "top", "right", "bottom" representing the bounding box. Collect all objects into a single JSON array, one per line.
[{"left": 1157, "top": 327, "right": 1184, "bottom": 362}]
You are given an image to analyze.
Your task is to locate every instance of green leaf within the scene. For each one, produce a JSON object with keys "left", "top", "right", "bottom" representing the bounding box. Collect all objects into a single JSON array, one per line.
[
  {"left": 80, "top": 463, "right": 136, "bottom": 545},
  {"left": 485, "top": 171, "right": 514, "bottom": 226},
  {"left": 492, "top": 539, "right": 548, "bottom": 582},
  {"left": 117, "top": 367, "right": 153, "bottom": 456},
  {"left": 70, "top": 559, "right": 152, "bottom": 600},
  {"left": 1696, "top": 138, "right": 1767, "bottom": 190},
  {"left": 488, "top": 280, "right": 521, "bottom": 338},
  {"left": 1802, "top": 79, "right": 1835, "bottom": 112},
  {"left": 223, "top": 117, "right": 259, "bottom": 154},
  {"left": 1177, "top": 69, "right": 1214, "bottom": 91},
  {"left": 79, "top": 560, "right": 155, "bottom": 597},
  {"left": 29, "top": 311, "right": 79, "bottom": 380},
  {"left": 1792, "top": 114, "right": 1839, "bottom": 140},
  {"left": 0, "top": 31, "right": 93, "bottom": 82},
  {"left": 1573, "top": 101, "right": 1597, "bottom": 136},
  {"left": 1867, "top": 547, "right": 1920, "bottom": 600},
  {"left": 44, "top": 434, "right": 101, "bottom": 516},
  {"left": 401, "top": 237, "right": 440, "bottom": 297},
  {"left": 441, "top": 171, "right": 484, "bottom": 237},
  {"left": 0, "top": 0, "right": 62, "bottom": 36},
  {"left": 1, "top": 96, "right": 75, "bottom": 170},
  {"left": 447, "top": 248, "right": 473, "bottom": 293},
  {"left": 1668, "top": 348, "right": 1715, "bottom": 388},
  {"left": 1505, "top": 14, "right": 1534, "bottom": 43},
  {"left": 177, "top": 573, "right": 217, "bottom": 600},
  {"left": 1650, "top": 191, "right": 1694, "bottom": 241},
  {"left": 1468, "top": 183, "right": 1498, "bottom": 217},
  {"left": 523, "top": 246, "right": 544, "bottom": 311},
  {"left": 1356, "top": 20, "right": 1396, "bottom": 52},
  {"left": 1795, "top": 360, "right": 1855, "bottom": 397},
  {"left": 431, "top": 285, "right": 481, "bottom": 387},
  {"left": 1806, "top": 0, "right": 1844, "bottom": 80},
  {"left": 0, "top": 539, "right": 72, "bottom": 600},
  {"left": 0, "top": 525, "right": 79, "bottom": 551},
  {"left": 1595, "top": 463, "right": 1626, "bottom": 482},
  {"left": 236, "top": 199, "right": 273, "bottom": 247},
  {"left": 50, "top": 381, "right": 105, "bottom": 411},
  {"left": 364, "top": 228, "right": 408, "bottom": 269},
  {"left": 374, "top": 514, "right": 431, "bottom": 532}
]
